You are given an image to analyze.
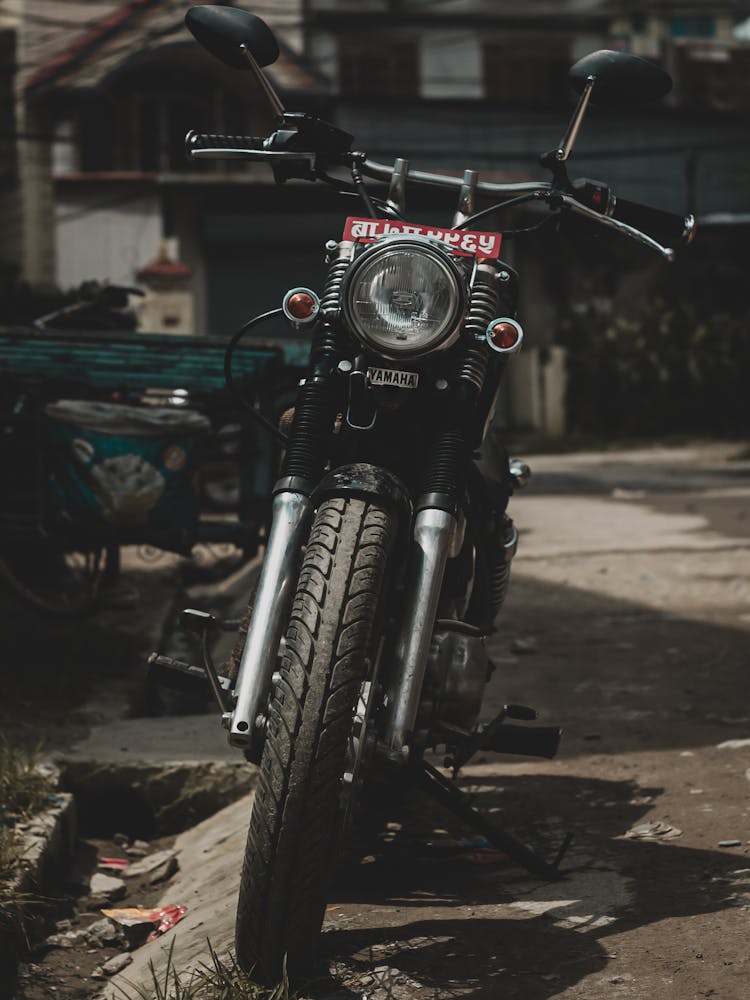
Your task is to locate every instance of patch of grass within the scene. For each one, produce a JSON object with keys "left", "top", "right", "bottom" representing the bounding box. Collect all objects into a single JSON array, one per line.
[
  {"left": 0, "top": 827, "right": 19, "bottom": 883},
  {"left": 0, "top": 742, "right": 56, "bottom": 932},
  {"left": 0, "top": 741, "right": 53, "bottom": 819},
  {"left": 116, "top": 939, "right": 294, "bottom": 1000}
]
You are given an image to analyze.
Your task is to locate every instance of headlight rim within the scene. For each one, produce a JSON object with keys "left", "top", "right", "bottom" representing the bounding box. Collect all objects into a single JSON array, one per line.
[{"left": 341, "top": 235, "right": 467, "bottom": 361}]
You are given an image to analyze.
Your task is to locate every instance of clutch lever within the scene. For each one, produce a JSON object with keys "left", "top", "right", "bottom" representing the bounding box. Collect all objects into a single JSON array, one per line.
[
  {"left": 188, "top": 146, "right": 315, "bottom": 163},
  {"left": 554, "top": 192, "right": 676, "bottom": 261}
]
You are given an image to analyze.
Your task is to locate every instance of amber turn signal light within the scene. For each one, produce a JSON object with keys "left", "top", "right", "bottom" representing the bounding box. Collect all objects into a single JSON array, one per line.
[
  {"left": 486, "top": 317, "right": 524, "bottom": 355},
  {"left": 282, "top": 287, "right": 320, "bottom": 327}
]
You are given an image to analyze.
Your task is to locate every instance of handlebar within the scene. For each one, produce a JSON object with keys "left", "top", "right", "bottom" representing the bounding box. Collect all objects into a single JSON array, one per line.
[
  {"left": 185, "top": 129, "right": 313, "bottom": 162},
  {"left": 360, "top": 158, "right": 553, "bottom": 198},
  {"left": 186, "top": 130, "right": 266, "bottom": 154},
  {"left": 609, "top": 196, "right": 695, "bottom": 248},
  {"left": 183, "top": 127, "right": 694, "bottom": 261}
]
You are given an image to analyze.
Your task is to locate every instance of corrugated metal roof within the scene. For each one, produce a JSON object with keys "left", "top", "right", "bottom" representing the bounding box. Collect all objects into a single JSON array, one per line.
[{"left": 24, "top": 0, "right": 318, "bottom": 95}]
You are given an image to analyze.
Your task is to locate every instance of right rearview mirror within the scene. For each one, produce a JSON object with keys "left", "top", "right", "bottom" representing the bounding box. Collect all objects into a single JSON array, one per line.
[
  {"left": 569, "top": 49, "right": 672, "bottom": 109},
  {"left": 185, "top": 5, "right": 279, "bottom": 69}
]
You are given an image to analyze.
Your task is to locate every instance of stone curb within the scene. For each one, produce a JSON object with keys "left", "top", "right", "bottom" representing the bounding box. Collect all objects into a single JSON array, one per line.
[{"left": 1, "top": 791, "right": 77, "bottom": 990}]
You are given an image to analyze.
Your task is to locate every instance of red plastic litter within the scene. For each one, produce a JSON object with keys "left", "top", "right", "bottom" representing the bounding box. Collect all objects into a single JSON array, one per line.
[
  {"left": 98, "top": 857, "right": 129, "bottom": 870},
  {"left": 101, "top": 904, "right": 187, "bottom": 940},
  {"left": 147, "top": 905, "right": 188, "bottom": 941}
]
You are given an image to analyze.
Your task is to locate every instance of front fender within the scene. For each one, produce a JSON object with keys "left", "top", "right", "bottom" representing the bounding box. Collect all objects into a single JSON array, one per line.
[{"left": 313, "top": 463, "right": 412, "bottom": 525}]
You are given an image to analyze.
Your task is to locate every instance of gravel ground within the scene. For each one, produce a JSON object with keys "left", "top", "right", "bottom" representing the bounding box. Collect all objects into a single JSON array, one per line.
[{"left": 4, "top": 442, "right": 750, "bottom": 1000}]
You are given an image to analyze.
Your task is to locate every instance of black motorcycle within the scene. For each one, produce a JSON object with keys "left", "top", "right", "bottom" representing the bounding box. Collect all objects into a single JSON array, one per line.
[{"left": 176, "top": 5, "right": 695, "bottom": 982}]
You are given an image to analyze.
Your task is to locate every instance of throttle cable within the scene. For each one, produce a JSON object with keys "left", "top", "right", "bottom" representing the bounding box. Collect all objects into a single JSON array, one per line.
[{"left": 223, "top": 308, "right": 289, "bottom": 445}]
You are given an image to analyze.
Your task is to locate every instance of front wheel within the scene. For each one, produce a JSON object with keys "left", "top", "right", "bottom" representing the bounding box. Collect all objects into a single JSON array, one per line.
[{"left": 235, "top": 496, "right": 395, "bottom": 982}]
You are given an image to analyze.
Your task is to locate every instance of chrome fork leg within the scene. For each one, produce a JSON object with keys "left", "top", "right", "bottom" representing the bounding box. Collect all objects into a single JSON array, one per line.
[
  {"left": 383, "top": 505, "right": 457, "bottom": 757},
  {"left": 228, "top": 488, "right": 312, "bottom": 750}
]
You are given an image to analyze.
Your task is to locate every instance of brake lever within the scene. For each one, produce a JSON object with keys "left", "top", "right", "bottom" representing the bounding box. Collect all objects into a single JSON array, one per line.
[
  {"left": 555, "top": 192, "right": 675, "bottom": 261},
  {"left": 188, "top": 147, "right": 315, "bottom": 162}
]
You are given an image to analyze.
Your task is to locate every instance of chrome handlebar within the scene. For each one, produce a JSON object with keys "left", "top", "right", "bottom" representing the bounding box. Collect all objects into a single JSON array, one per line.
[
  {"left": 556, "top": 193, "right": 677, "bottom": 261},
  {"left": 359, "top": 158, "right": 553, "bottom": 198},
  {"left": 361, "top": 160, "right": 680, "bottom": 261},
  {"left": 185, "top": 133, "right": 687, "bottom": 262}
]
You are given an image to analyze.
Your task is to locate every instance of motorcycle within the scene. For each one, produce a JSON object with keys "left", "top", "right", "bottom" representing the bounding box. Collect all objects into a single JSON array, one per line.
[{"left": 171, "top": 4, "right": 695, "bottom": 983}]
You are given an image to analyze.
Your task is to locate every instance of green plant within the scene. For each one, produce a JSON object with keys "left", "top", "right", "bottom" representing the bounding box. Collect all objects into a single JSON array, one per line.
[
  {"left": 0, "top": 742, "right": 53, "bottom": 820},
  {"left": 562, "top": 299, "right": 750, "bottom": 436},
  {"left": 116, "top": 939, "right": 294, "bottom": 1000}
]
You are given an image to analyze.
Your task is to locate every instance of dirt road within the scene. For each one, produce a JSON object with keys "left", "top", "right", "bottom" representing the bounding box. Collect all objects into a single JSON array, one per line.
[
  {"left": 316, "top": 444, "right": 750, "bottom": 999},
  {"left": 15, "top": 442, "right": 749, "bottom": 999}
]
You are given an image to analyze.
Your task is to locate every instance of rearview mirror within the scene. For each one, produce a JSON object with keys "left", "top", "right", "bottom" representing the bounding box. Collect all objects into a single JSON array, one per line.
[
  {"left": 569, "top": 50, "right": 672, "bottom": 108},
  {"left": 185, "top": 5, "right": 279, "bottom": 69}
]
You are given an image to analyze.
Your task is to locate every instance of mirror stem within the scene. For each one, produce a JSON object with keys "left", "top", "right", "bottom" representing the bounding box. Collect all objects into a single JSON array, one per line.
[
  {"left": 240, "top": 43, "right": 285, "bottom": 123},
  {"left": 555, "top": 75, "right": 595, "bottom": 162}
]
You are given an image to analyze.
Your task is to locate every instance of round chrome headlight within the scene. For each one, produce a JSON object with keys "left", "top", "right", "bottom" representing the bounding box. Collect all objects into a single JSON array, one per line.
[{"left": 342, "top": 238, "right": 466, "bottom": 359}]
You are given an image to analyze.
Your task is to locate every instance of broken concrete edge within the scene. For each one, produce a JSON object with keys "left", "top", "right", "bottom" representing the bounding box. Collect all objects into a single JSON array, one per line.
[
  {"left": 6, "top": 791, "right": 77, "bottom": 899},
  {"left": 1, "top": 791, "right": 77, "bottom": 990},
  {"left": 57, "top": 758, "right": 259, "bottom": 837},
  {"left": 105, "top": 793, "right": 256, "bottom": 996}
]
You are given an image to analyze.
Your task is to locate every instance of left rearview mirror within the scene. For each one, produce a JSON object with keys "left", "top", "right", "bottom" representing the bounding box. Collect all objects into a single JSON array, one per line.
[{"left": 185, "top": 5, "right": 279, "bottom": 69}]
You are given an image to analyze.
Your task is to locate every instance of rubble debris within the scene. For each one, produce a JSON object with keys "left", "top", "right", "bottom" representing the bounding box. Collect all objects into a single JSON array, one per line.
[
  {"left": 89, "top": 873, "right": 127, "bottom": 901},
  {"left": 102, "top": 953, "right": 133, "bottom": 976},
  {"left": 510, "top": 637, "right": 538, "bottom": 655},
  {"left": 125, "top": 839, "right": 150, "bottom": 858},
  {"left": 148, "top": 854, "right": 178, "bottom": 884},
  {"left": 623, "top": 821, "right": 682, "bottom": 841},
  {"left": 85, "top": 917, "right": 126, "bottom": 948},
  {"left": 122, "top": 848, "right": 177, "bottom": 879}
]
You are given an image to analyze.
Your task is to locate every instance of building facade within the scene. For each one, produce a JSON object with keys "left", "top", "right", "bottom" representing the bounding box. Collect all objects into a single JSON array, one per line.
[{"left": 2, "top": 0, "right": 749, "bottom": 430}]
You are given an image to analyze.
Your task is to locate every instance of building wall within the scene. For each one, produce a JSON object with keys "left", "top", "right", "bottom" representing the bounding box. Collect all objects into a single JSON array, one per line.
[{"left": 54, "top": 184, "right": 162, "bottom": 291}]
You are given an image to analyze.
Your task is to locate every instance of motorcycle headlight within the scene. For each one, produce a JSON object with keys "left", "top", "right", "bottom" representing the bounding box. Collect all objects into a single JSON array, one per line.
[{"left": 342, "top": 238, "right": 466, "bottom": 359}]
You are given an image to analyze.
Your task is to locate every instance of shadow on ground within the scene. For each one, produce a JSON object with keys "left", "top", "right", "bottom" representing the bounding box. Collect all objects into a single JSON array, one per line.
[{"left": 324, "top": 773, "right": 747, "bottom": 999}]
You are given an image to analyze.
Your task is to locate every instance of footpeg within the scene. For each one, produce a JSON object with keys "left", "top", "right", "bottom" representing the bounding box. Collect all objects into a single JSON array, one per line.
[
  {"left": 148, "top": 653, "right": 231, "bottom": 699},
  {"left": 479, "top": 722, "right": 561, "bottom": 759},
  {"left": 449, "top": 703, "right": 561, "bottom": 771}
]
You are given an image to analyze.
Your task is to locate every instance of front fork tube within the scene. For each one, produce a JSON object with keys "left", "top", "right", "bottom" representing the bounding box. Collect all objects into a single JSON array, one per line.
[
  {"left": 228, "top": 488, "right": 312, "bottom": 753},
  {"left": 383, "top": 505, "right": 457, "bottom": 757}
]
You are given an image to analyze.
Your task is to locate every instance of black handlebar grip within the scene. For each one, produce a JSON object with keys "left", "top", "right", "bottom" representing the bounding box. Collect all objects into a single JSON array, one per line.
[
  {"left": 610, "top": 196, "right": 696, "bottom": 247},
  {"left": 185, "top": 129, "right": 266, "bottom": 157}
]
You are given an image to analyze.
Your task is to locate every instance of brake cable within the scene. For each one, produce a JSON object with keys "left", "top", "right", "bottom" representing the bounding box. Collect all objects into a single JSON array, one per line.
[
  {"left": 502, "top": 213, "right": 561, "bottom": 239},
  {"left": 454, "top": 192, "right": 545, "bottom": 230},
  {"left": 315, "top": 169, "right": 404, "bottom": 219},
  {"left": 350, "top": 158, "right": 379, "bottom": 219},
  {"left": 223, "top": 308, "right": 289, "bottom": 445}
]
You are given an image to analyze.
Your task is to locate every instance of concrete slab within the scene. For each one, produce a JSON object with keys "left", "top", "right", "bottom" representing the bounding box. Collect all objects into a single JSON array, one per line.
[
  {"left": 63, "top": 714, "right": 235, "bottom": 765},
  {"left": 104, "top": 794, "right": 254, "bottom": 997}
]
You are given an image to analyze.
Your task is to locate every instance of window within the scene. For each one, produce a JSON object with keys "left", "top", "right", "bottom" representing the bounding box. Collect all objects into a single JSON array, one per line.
[
  {"left": 677, "top": 45, "right": 750, "bottom": 111},
  {"left": 73, "top": 87, "right": 251, "bottom": 174},
  {"left": 483, "top": 43, "right": 570, "bottom": 106},
  {"left": 669, "top": 16, "right": 716, "bottom": 39},
  {"left": 0, "top": 29, "right": 16, "bottom": 184},
  {"left": 339, "top": 40, "right": 419, "bottom": 98}
]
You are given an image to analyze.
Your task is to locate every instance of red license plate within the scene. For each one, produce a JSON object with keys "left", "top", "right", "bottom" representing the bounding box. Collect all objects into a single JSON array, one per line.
[{"left": 342, "top": 217, "right": 502, "bottom": 258}]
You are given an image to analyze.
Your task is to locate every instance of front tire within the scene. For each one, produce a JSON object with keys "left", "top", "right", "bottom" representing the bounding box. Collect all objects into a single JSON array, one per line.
[{"left": 235, "top": 496, "right": 395, "bottom": 982}]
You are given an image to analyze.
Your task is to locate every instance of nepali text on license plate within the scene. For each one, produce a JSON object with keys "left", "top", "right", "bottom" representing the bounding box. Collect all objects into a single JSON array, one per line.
[
  {"left": 367, "top": 367, "right": 419, "bottom": 389},
  {"left": 343, "top": 217, "right": 502, "bottom": 258}
]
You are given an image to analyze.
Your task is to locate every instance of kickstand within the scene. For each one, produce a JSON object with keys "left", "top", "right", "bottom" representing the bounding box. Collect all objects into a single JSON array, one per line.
[{"left": 417, "top": 760, "right": 572, "bottom": 881}]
